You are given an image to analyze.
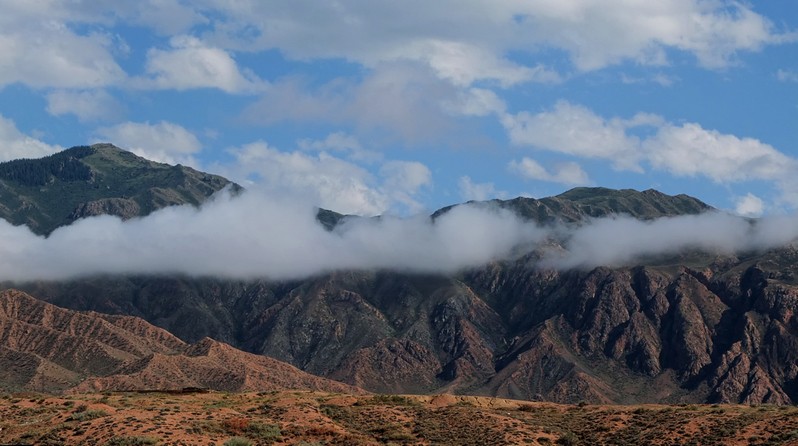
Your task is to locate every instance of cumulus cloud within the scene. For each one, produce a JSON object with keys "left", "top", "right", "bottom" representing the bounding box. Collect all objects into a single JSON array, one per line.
[
  {"left": 93, "top": 121, "right": 202, "bottom": 166},
  {"left": 445, "top": 88, "right": 507, "bottom": 117},
  {"left": 735, "top": 193, "right": 765, "bottom": 217},
  {"left": 297, "top": 132, "right": 381, "bottom": 163},
  {"left": 379, "top": 161, "right": 432, "bottom": 213},
  {"left": 458, "top": 176, "right": 504, "bottom": 202},
  {"left": 103, "top": 0, "right": 209, "bottom": 35},
  {"left": 644, "top": 123, "right": 794, "bottom": 182},
  {"left": 243, "top": 63, "right": 468, "bottom": 144},
  {"left": 520, "top": 1, "right": 784, "bottom": 70},
  {"left": 0, "top": 0, "right": 790, "bottom": 93},
  {"left": 0, "top": 115, "right": 62, "bottom": 161},
  {"left": 502, "top": 101, "right": 646, "bottom": 171},
  {"left": 0, "top": 23, "right": 125, "bottom": 89},
  {"left": 504, "top": 101, "right": 798, "bottom": 206},
  {"left": 45, "top": 89, "right": 124, "bottom": 122},
  {"left": 220, "top": 141, "right": 431, "bottom": 216},
  {"left": 200, "top": 0, "right": 788, "bottom": 78},
  {"left": 508, "top": 157, "right": 590, "bottom": 186},
  {"left": 399, "top": 40, "right": 560, "bottom": 87},
  {"left": 139, "top": 35, "right": 267, "bottom": 93}
]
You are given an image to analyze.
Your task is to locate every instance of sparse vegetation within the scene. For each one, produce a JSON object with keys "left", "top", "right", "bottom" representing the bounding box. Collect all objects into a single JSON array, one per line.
[
  {"left": 223, "top": 437, "right": 253, "bottom": 446},
  {"left": 105, "top": 436, "right": 159, "bottom": 446},
  {"left": 68, "top": 408, "right": 108, "bottom": 421},
  {"left": 2, "top": 392, "right": 798, "bottom": 446},
  {"left": 356, "top": 394, "right": 420, "bottom": 406}
]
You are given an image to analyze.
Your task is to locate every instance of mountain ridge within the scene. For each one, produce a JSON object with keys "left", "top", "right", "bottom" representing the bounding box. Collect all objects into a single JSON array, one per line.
[
  {"left": 432, "top": 186, "right": 712, "bottom": 225},
  {"left": 0, "top": 288, "right": 361, "bottom": 394}
]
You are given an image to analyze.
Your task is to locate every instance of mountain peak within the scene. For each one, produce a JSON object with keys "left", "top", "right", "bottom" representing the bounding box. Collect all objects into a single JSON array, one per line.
[{"left": 0, "top": 144, "right": 237, "bottom": 235}]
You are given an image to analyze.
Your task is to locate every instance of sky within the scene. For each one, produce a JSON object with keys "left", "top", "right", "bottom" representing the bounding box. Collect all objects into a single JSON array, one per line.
[{"left": 1, "top": 0, "right": 797, "bottom": 218}]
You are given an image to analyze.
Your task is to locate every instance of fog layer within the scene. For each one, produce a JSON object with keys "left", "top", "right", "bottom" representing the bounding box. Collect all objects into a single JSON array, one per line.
[{"left": 1, "top": 190, "right": 795, "bottom": 282}]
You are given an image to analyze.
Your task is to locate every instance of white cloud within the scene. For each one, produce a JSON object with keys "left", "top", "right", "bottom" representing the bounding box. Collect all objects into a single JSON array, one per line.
[
  {"left": 396, "top": 40, "right": 560, "bottom": 87},
  {"left": 297, "top": 132, "right": 381, "bottom": 163},
  {"left": 0, "top": 0, "right": 789, "bottom": 93},
  {"left": 0, "top": 115, "right": 62, "bottom": 162},
  {"left": 0, "top": 190, "right": 546, "bottom": 281},
  {"left": 735, "top": 193, "right": 765, "bottom": 217},
  {"left": 446, "top": 88, "right": 507, "bottom": 117},
  {"left": 140, "top": 35, "right": 267, "bottom": 93},
  {"left": 0, "top": 24, "right": 125, "bottom": 89},
  {"left": 200, "top": 0, "right": 788, "bottom": 80},
  {"left": 6, "top": 189, "right": 798, "bottom": 281},
  {"left": 458, "top": 176, "right": 503, "bottom": 202},
  {"left": 224, "top": 142, "right": 386, "bottom": 215},
  {"left": 93, "top": 121, "right": 202, "bottom": 166},
  {"left": 504, "top": 101, "right": 798, "bottom": 207},
  {"left": 502, "top": 101, "right": 645, "bottom": 171},
  {"left": 545, "top": 212, "right": 753, "bottom": 269},
  {"left": 243, "top": 63, "right": 470, "bottom": 144},
  {"left": 45, "top": 89, "right": 124, "bottom": 122},
  {"left": 508, "top": 157, "right": 590, "bottom": 186},
  {"left": 379, "top": 161, "right": 432, "bottom": 213},
  {"left": 222, "top": 142, "right": 431, "bottom": 216},
  {"left": 644, "top": 123, "right": 795, "bottom": 183},
  {"left": 525, "top": 1, "right": 783, "bottom": 70},
  {"left": 106, "top": 0, "right": 209, "bottom": 35}
]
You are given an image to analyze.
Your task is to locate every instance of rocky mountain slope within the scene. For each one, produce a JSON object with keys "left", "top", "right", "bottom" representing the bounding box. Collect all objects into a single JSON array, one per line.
[
  {"left": 2, "top": 145, "right": 797, "bottom": 405},
  {"left": 0, "top": 143, "right": 236, "bottom": 235},
  {"left": 0, "top": 289, "right": 360, "bottom": 394},
  {"left": 18, "top": 251, "right": 798, "bottom": 405}
]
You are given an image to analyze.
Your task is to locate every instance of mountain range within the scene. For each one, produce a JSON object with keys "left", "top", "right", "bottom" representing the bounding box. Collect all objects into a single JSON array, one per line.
[{"left": 1, "top": 144, "right": 797, "bottom": 405}]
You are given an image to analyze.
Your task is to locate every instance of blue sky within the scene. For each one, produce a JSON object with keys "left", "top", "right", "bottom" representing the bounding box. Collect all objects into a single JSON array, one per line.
[{"left": 1, "top": 1, "right": 797, "bottom": 217}]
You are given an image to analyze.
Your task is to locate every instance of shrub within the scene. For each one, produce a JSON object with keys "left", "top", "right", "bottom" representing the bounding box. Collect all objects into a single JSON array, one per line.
[
  {"left": 104, "top": 436, "right": 159, "bottom": 446},
  {"left": 556, "top": 431, "right": 579, "bottom": 446},
  {"left": 245, "top": 421, "right": 281, "bottom": 441},
  {"left": 69, "top": 409, "right": 108, "bottom": 421},
  {"left": 223, "top": 437, "right": 253, "bottom": 446}
]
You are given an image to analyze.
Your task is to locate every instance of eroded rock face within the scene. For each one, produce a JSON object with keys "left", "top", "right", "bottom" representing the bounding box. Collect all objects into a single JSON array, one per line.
[
  {"left": 0, "top": 289, "right": 361, "bottom": 395},
  {"left": 14, "top": 251, "right": 798, "bottom": 404},
  {"left": 69, "top": 198, "right": 141, "bottom": 221}
]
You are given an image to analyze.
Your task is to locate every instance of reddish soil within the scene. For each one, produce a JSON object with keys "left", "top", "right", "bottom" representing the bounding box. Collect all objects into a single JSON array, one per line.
[{"left": 1, "top": 391, "right": 798, "bottom": 445}]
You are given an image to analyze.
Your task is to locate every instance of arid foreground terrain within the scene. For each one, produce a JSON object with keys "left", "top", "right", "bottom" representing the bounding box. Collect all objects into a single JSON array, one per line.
[{"left": 1, "top": 391, "right": 797, "bottom": 446}]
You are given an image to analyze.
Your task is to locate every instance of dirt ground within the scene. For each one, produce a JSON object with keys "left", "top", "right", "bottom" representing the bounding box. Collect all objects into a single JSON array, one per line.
[{"left": 1, "top": 391, "right": 798, "bottom": 445}]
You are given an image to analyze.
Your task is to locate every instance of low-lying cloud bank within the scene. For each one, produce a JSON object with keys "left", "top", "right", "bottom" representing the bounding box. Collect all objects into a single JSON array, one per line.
[{"left": 1, "top": 190, "right": 797, "bottom": 282}]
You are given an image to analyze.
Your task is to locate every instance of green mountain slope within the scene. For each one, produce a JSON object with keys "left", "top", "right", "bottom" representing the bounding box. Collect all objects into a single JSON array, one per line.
[
  {"left": 434, "top": 187, "right": 711, "bottom": 223},
  {"left": 0, "top": 143, "right": 238, "bottom": 235}
]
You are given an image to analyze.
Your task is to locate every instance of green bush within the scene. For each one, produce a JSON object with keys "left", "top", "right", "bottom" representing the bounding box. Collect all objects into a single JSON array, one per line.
[
  {"left": 245, "top": 421, "right": 281, "bottom": 441},
  {"left": 223, "top": 437, "right": 253, "bottom": 446}
]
